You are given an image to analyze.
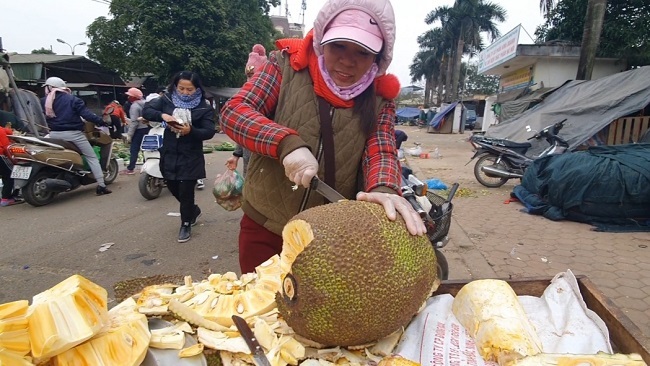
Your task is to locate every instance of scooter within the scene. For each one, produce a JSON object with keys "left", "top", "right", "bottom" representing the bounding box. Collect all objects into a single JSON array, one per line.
[
  {"left": 400, "top": 165, "right": 459, "bottom": 280},
  {"left": 6, "top": 122, "right": 119, "bottom": 206},
  {"left": 138, "top": 121, "right": 165, "bottom": 200},
  {"left": 467, "top": 119, "right": 569, "bottom": 188}
]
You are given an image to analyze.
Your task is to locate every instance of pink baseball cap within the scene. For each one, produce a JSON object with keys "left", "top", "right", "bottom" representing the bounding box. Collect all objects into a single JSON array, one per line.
[{"left": 321, "top": 9, "right": 383, "bottom": 54}]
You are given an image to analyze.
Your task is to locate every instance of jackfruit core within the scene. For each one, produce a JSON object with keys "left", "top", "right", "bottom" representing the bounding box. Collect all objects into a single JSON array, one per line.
[{"left": 277, "top": 200, "right": 439, "bottom": 347}]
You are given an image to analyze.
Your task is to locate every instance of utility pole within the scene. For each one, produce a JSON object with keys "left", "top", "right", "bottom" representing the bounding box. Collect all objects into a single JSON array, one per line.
[{"left": 301, "top": 0, "right": 307, "bottom": 26}]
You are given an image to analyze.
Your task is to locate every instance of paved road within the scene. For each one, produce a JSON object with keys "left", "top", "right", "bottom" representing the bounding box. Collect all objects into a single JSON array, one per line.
[{"left": 0, "top": 134, "right": 242, "bottom": 306}]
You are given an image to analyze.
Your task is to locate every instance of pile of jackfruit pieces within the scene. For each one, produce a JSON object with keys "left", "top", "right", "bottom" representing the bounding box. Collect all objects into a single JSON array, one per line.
[{"left": 0, "top": 255, "right": 418, "bottom": 366}]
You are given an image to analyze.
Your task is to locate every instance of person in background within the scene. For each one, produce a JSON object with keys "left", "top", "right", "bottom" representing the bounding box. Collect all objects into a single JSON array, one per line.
[
  {"left": 0, "top": 121, "right": 24, "bottom": 206},
  {"left": 124, "top": 88, "right": 149, "bottom": 175},
  {"left": 225, "top": 44, "right": 267, "bottom": 177},
  {"left": 103, "top": 99, "right": 127, "bottom": 139},
  {"left": 143, "top": 71, "right": 215, "bottom": 243},
  {"left": 394, "top": 129, "right": 408, "bottom": 150},
  {"left": 220, "top": 0, "right": 426, "bottom": 273},
  {"left": 40, "top": 77, "right": 112, "bottom": 195}
]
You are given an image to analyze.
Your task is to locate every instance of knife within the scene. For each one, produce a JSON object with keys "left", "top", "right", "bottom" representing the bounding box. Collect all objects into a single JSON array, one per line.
[
  {"left": 232, "top": 315, "right": 272, "bottom": 366},
  {"left": 310, "top": 176, "right": 346, "bottom": 203}
]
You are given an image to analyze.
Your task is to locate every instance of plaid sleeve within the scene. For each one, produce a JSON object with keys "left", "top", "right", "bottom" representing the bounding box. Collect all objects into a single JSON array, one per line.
[
  {"left": 362, "top": 100, "right": 401, "bottom": 194},
  {"left": 220, "top": 52, "right": 299, "bottom": 159}
]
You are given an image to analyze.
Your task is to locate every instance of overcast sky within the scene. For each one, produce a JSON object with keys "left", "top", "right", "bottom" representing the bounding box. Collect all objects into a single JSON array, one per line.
[{"left": 1, "top": 0, "right": 544, "bottom": 87}]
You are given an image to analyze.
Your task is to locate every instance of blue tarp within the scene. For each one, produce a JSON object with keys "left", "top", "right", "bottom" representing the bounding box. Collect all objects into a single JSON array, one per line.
[
  {"left": 396, "top": 107, "right": 420, "bottom": 119},
  {"left": 429, "top": 102, "right": 458, "bottom": 129}
]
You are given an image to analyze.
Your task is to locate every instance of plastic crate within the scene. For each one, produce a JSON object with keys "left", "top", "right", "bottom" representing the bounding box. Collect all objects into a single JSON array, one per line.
[
  {"left": 425, "top": 191, "right": 453, "bottom": 244},
  {"left": 141, "top": 135, "right": 163, "bottom": 151}
]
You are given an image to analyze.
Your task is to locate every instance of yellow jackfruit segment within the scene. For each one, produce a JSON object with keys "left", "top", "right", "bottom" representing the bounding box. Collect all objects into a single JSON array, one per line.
[
  {"left": 0, "top": 349, "right": 34, "bottom": 366},
  {"left": 280, "top": 219, "right": 314, "bottom": 271},
  {"left": 28, "top": 275, "right": 109, "bottom": 360},
  {"left": 0, "top": 300, "right": 28, "bottom": 320},
  {"left": 512, "top": 352, "right": 647, "bottom": 366},
  {"left": 52, "top": 298, "right": 151, "bottom": 366}
]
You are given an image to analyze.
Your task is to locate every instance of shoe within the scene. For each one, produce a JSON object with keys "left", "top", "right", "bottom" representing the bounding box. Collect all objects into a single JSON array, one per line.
[
  {"left": 96, "top": 185, "right": 112, "bottom": 195},
  {"left": 125, "top": 170, "right": 136, "bottom": 175},
  {"left": 191, "top": 205, "right": 202, "bottom": 226},
  {"left": 0, "top": 198, "right": 24, "bottom": 207},
  {"left": 196, "top": 179, "right": 205, "bottom": 190},
  {"left": 178, "top": 223, "right": 191, "bottom": 243}
]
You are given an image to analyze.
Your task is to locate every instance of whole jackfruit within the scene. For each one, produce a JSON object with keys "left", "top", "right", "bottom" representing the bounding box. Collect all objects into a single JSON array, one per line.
[{"left": 277, "top": 200, "right": 438, "bottom": 347}]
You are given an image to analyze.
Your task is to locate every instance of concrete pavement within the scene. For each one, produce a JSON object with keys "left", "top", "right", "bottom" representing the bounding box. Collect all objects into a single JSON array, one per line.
[{"left": 398, "top": 125, "right": 650, "bottom": 347}]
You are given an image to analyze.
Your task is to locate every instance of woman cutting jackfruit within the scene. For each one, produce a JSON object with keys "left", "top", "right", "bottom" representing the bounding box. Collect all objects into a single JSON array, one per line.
[{"left": 220, "top": 0, "right": 426, "bottom": 273}]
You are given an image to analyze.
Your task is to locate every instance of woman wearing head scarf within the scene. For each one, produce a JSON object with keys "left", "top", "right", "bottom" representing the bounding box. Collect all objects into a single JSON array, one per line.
[
  {"left": 142, "top": 71, "right": 216, "bottom": 243},
  {"left": 221, "top": 0, "right": 426, "bottom": 273}
]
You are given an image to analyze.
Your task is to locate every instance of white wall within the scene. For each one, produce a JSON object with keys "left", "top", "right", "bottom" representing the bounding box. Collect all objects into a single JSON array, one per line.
[{"left": 532, "top": 58, "right": 626, "bottom": 88}]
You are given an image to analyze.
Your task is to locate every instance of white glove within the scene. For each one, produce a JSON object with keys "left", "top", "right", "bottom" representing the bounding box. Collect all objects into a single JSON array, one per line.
[
  {"left": 282, "top": 147, "right": 319, "bottom": 188},
  {"left": 357, "top": 192, "right": 427, "bottom": 236}
]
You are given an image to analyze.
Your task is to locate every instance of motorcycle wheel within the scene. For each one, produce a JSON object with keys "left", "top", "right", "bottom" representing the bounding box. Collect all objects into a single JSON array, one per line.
[
  {"left": 474, "top": 153, "right": 510, "bottom": 188},
  {"left": 104, "top": 159, "right": 119, "bottom": 185},
  {"left": 435, "top": 248, "right": 449, "bottom": 280},
  {"left": 23, "top": 171, "right": 57, "bottom": 207},
  {"left": 139, "top": 172, "right": 163, "bottom": 200}
]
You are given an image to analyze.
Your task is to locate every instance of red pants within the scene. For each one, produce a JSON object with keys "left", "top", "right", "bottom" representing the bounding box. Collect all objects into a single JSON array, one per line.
[{"left": 239, "top": 214, "right": 283, "bottom": 274}]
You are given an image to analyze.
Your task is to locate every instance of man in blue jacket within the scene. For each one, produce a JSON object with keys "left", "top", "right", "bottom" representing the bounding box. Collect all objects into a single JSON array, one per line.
[{"left": 40, "top": 77, "right": 112, "bottom": 195}]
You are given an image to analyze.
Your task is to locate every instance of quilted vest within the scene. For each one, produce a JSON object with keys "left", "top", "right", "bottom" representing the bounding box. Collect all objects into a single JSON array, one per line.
[{"left": 242, "top": 52, "right": 387, "bottom": 235}]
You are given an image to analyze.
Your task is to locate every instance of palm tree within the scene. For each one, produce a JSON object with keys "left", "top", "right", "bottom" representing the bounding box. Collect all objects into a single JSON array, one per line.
[
  {"left": 414, "top": 27, "right": 451, "bottom": 105},
  {"left": 427, "top": 0, "right": 506, "bottom": 101},
  {"left": 410, "top": 50, "right": 437, "bottom": 105},
  {"left": 540, "top": 0, "right": 607, "bottom": 80}
]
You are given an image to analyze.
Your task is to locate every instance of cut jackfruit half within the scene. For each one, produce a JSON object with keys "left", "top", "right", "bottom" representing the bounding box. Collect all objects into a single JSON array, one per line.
[
  {"left": 28, "top": 274, "right": 109, "bottom": 360},
  {"left": 280, "top": 220, "right": 314, "bottom": 272},
  {"left": 52, "top": 297, "right": 151, "bottom": 366},
  {"left": 452, "top": 279, "right": 543, "bottom": 365}
]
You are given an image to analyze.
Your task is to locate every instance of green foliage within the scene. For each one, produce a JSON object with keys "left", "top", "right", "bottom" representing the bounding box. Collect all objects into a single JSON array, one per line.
[
  {"left": 86, "top": 0, "right": 280, "bottom": 87},
  {"left": 535, "top": 0, "right": 650, "bottom": 66},
  {"left": 462, "top": 62, "right": 499, "bottom": 96},
  {"left": 31, "top": 48, "right": 55, "bottom": 54}
]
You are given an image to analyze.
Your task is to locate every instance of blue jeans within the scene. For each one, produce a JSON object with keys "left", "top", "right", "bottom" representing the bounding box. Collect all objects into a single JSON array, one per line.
[{"left": 128, "top": 128, "right": 150, "bottom": 170}]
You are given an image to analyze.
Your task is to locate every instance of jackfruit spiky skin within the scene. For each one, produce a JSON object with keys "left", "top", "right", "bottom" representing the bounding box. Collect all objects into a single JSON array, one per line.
[{"left": 277, "top": 200, "right": 437, "bottom": 346}]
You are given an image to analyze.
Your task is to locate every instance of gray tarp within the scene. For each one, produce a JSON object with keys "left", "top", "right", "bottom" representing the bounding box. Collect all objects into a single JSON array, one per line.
[
  {"left": 499, "top": 87, "right": 559, "bottom": 122},
  {"left": 486, "top": 66, "right": 650, "bottom": 154}
]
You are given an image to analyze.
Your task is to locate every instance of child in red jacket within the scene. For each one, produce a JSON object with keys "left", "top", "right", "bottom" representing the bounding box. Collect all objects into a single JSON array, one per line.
[{"left": 0, "top": 122, "right": 24, "bottom": 206}]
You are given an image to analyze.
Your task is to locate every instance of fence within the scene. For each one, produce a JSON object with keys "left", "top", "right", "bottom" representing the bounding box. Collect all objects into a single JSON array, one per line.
[{"left": 607, "top": 116, "right": 650, "bottom": 145}]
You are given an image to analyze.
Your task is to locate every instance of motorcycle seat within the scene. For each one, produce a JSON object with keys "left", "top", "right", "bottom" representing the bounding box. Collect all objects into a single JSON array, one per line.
[
  {"left": 38, "top": 138, "right": 82, "bottom": 154},
  {"left": 495, "top": 140, "right": 531, "bottom": 149}
]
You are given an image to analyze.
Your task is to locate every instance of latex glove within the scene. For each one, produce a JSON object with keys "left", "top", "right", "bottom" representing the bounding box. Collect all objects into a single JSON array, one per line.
[
  {"left": 226, "top": 156, "right": 240, "bottom": 170},
  {"left": 282, "top": 147, "right": 318, "bottom": 188},
  {"left": 357, "top": 191, "right": 427, "bottom": 236}
]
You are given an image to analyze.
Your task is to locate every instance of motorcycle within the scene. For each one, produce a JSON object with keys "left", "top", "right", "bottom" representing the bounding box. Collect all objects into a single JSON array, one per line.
[
  {"left": 400, "top": 165, "right": 459, "bottom": 280},
  {"left": 467, "top": 118, "right": 569, "bottom": 188},
  {"left": 6, "top": 122, "right": 119, "bottom": 206},
  {"left": 138, "top": 121, "right": 165, "bottom": 200}
]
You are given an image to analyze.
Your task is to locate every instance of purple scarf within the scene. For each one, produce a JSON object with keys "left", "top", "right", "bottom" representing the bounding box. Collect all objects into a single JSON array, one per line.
[{"left": 318, "top": 55, "right": 379, "bottom": 101}]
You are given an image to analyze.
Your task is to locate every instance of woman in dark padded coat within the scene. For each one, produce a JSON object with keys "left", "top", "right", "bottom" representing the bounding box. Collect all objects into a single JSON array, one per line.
[{"left": 143, "top": 71, "right": 215, "bottom": 243}]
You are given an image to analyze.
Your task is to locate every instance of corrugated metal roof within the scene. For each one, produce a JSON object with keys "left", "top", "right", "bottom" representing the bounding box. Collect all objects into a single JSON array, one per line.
[{"left": 8, "top": 54, "right": 84, "bottom": 64}]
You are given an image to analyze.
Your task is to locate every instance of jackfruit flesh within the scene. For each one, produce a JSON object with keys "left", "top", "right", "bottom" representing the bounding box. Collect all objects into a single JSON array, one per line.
[
  {"left": 0, "top": 350, "right": 34, "bottom": 366},
  {"left": 277, "top": 200, "right": 438, "bottom": 347},
  {"left": 377, "top": 355, "right": 422, "bottom": 366},
  {"left": 0, "top": 300, "right": 30, "bottom": 359},
  {"left": 512, "top": 352, "right": 647, "bottom": 366},
  {"left": 28, "top": 275, "right": 109, "bottom": 360},
  {"left": 451, "top": 279, "right": 543, "bottom": 365},
  {"left": 51, "top": 297, "right": 151, "bottom": 366}
]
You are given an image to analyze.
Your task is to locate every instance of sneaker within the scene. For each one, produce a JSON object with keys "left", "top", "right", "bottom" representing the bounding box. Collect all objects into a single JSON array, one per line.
[
  {"left": 178, "top": 222, "right": 191, "bottom": 243},
  {"left": 96, "top": 185, "right": 113, "bottom": 195},
  {"left": 125, "top": 170, "right": 136, "bottom": 175},
  {"left": 191, "top": 205, "right": 202, "bottom": 226},
  {"left": 0, "top": 198, "right": 24, "bottom": 207},
  {"left": 196, "top": 179, "right": 205, "bottom": 190}
]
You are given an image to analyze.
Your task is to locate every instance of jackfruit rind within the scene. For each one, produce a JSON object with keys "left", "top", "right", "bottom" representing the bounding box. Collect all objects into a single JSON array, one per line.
[
  {"left": 28, "top": 274, "right": 109, "bottom": 359},
  {"left": 277, "top": 200, "right": 438, "bottom": 347}
]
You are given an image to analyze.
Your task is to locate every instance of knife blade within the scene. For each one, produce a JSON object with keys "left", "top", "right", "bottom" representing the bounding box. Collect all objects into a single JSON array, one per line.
[
  {"left": 232, "top": 315, "right": 272, "bottom": 366},
  {"left": 310, "top": 176, "right": 346, "bottom": 203}
]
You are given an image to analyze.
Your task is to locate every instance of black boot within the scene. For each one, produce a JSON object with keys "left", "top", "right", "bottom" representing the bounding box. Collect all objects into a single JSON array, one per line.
[
  {"left": 190, "top": 205, "right": 202, "bottom": 227},
  {"left": 178, "top": 222, "right": 191, "bottom": 243},
  {"left": 96, "top": 185, "right": 112, "bottom": 195}
]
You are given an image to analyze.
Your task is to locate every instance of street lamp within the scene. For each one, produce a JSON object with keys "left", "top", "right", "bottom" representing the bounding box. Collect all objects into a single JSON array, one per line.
[{"left": 56, "top": 39, "right": 87, "bottom": 55}]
